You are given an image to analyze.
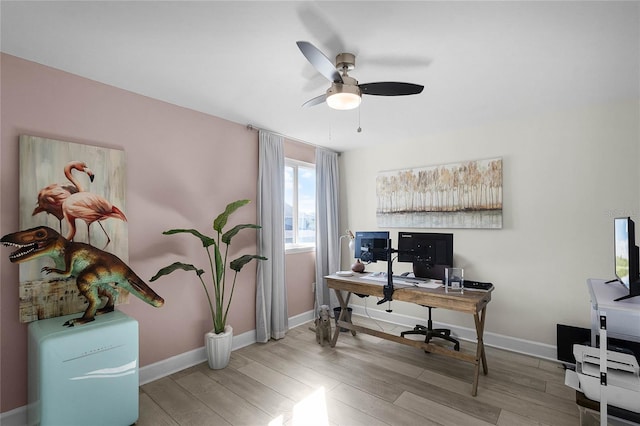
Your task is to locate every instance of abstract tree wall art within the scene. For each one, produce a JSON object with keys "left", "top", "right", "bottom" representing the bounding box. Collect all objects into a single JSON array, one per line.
[
  {"left": 17, "top": 135, "right": 129, "bottom": 322},
  {"left": 376, "top": 158, "right": 503, "bottom": 229}
]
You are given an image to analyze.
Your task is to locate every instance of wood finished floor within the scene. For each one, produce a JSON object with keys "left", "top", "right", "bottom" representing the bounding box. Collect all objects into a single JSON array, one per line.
[{"left": 138, "top": 316, "right": 578, "bottom": 426}]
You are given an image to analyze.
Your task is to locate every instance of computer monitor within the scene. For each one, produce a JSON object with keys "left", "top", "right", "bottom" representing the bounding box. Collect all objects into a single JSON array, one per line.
[
  {"left": 614, "top": 217, "right": 640, "bottom": 301},
  {"left": 354, "top": 231, "right": 390, "bottom": 263},
  {"left": 397, "top": 232, "right": 453, "bottom": 280}
]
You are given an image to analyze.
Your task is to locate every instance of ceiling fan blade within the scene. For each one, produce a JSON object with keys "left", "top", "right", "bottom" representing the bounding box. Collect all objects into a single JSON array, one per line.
[
  {"left": 359, "top": 82, "right": 424, "bottom": 96},
  {"left": 302, "top": 94, "right": 326, "bottom": 108},
  {"left": 296, "top": 41, "right": 343, "bottom": 84},
  {"left": 297, "top": 4, "right": 346, "bottom": 57}
]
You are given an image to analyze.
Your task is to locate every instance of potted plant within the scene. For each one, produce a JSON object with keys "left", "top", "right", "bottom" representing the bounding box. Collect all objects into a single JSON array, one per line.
[{"left": 150, "top": 199, "right": 266, "bottom": 369}]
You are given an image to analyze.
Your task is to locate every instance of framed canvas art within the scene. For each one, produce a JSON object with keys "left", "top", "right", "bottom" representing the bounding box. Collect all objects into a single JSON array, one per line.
[
  {"left": 18, "top": 135, "right": 129, "bottom": 322},
  {"left": 376, "top": 157, "right": 503, "bottom": 229}
]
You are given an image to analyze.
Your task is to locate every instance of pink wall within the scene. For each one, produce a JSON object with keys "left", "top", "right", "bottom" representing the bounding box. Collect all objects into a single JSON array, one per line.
[{"left": 0, "top": 54, "right": 315, "bottom": 413}]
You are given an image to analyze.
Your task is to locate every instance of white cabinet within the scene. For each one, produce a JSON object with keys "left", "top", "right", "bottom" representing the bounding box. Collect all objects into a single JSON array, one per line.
[{"left": 587, "top": 278, "right": 640, "bottom": 346}]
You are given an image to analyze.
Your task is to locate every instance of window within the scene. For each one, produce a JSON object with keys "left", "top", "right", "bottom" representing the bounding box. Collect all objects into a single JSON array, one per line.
[{"left": 285, "top": 159, "right": 315, "bottom": 250}]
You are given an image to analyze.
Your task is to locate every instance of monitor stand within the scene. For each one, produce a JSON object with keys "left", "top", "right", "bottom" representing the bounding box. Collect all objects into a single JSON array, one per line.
[
  {"left": 614, "top": 280, "right": 640, "bottom": 302},
  {"left": 614, "top": 289, "right": 640, "bottom": 302}
]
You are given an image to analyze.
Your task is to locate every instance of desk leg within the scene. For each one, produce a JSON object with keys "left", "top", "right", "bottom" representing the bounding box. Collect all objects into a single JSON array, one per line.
[
  {"left": 330, "top": 289, "right": 347, "bottom": 347},
  {"left": 477, "top": 306, "right": 488, "bottom": 374},
  {"left": 343, "top": 292, "right": 357, "bottom": 337},
  {"left": 471, "top": 305, "right": 488, "bottom": 396}
]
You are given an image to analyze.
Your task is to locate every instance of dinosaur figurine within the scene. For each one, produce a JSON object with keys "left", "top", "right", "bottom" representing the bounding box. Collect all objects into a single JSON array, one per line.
[{"left": 1, "top": 226, "right": 164, "bottom": 326}]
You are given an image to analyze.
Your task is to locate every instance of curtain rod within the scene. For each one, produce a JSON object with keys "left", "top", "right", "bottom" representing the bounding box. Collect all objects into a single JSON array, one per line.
[{"left": 246, "top": 124, "right": 338, "bottom": 153}]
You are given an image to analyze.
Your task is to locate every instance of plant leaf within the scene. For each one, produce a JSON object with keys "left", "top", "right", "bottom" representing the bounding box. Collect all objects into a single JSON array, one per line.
[
  {"left": 163, "top": 229, "right": 216, "bottom": 248},
  {"left": 230, "top": 254, "right": 267, "bottom": 272},
  {"left": 214, "top": 243, "right": 223, "bottom": 287},
  {"left": 213, "top": 199, "right": 250, "bottom": 233},
  {"left": 150, "top": 261, "right": 205, "bottom": 281},
  {"left": 221, "top": 224, "right": 262, "bottom": 245}
]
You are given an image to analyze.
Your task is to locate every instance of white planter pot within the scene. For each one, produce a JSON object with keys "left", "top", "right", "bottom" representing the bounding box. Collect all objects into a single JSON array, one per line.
[{"left": 205, "top": 325, "right": 233, "bottom": 369}]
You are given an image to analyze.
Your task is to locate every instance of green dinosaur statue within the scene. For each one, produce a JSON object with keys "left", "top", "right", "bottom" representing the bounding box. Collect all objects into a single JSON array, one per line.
[{"left": 1, "top": 226, "right": 164, "bottom": 326}]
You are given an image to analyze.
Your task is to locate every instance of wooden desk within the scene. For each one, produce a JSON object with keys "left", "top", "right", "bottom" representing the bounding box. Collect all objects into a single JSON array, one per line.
[{"left": 325, "top": 274, "right": 492, "bottom": 396}]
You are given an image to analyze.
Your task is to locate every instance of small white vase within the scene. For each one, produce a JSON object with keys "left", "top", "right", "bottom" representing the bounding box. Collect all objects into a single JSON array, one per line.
[{"left": 205, "top": 325, "right": 233, "bottom": 369}]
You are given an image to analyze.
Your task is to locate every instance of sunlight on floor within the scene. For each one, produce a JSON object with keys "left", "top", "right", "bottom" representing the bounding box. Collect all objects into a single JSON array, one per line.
[{"left": 269, "top": 386, "right": 329, "bottom": 426}]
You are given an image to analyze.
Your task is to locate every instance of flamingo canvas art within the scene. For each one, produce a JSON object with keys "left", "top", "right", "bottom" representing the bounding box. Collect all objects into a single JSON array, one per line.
[
  {"left": 32, "top": 160, "right": 95, "bottom": 233},
  {"left": 18, "top": 135, "right": 129, "bottom": 322}
]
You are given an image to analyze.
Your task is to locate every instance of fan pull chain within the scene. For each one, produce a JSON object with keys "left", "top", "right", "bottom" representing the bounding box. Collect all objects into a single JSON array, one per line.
[{"left": 357, "top": 104, "right": 362, "bottom": 133}]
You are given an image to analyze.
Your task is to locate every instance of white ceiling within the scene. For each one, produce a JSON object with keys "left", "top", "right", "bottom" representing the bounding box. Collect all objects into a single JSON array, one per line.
[{"left": 1, "top": 1, "right": 638, "bottom": 152}]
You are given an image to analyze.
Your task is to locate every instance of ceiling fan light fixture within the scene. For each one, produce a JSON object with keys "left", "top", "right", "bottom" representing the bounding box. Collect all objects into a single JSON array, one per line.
[{"left": 326, "top": 83, "right": 361, "bottom": 110}]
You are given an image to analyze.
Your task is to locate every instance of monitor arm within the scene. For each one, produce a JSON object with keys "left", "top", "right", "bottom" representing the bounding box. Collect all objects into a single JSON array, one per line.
[
  {"left": 370, "top": 243, "right": 425, "bottom": 308},
  {"left": 377, "top": 240, "right": 397, "bottom": 308},
  {"left": 369, "top": 241, "right": 422, "bottom": 309}
]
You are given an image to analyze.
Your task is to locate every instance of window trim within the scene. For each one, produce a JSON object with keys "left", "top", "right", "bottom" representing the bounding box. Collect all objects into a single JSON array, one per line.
[{"left": 285, "top": 158, "right": 316, "bottom": 252}]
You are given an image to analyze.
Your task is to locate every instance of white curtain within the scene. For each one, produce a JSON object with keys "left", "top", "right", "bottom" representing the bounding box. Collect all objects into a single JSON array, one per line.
[
  {"left": 315, "top": 148, "right": 340, "bottom": 310},
  {"left": 256, "top": 131, "right": 287, "bottom": 342}
]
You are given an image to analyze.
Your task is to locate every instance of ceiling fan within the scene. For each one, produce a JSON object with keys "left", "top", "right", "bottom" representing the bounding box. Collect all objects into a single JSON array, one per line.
[{"left": 297, "top": 41, "right": 424, "bottom": 110}]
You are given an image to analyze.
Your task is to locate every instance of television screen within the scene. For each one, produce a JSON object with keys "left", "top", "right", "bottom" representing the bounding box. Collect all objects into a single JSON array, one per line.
[
  {"left": 615, "top": 217, "right": 636, "bottom": 289},
  {"left": 354, "top": 231, "right": 390, "bottom": 263}
]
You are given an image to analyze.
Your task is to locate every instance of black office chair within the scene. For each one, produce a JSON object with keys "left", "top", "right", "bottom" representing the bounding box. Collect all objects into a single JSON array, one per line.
[
  {"left": 401, "top": 306, "right": 460, "bottom": 351},
  {"left": 401, "top": 264, "right": 460, "bottom": 351}
]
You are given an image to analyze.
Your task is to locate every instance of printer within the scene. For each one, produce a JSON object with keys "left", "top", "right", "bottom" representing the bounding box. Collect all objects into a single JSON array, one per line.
[{"left": 565, "top": 344, "right": 640, "bottom": 413}]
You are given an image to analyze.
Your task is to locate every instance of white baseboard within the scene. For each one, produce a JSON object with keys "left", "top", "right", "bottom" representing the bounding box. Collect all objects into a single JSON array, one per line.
[
  {"left": 139, "top": 309, "right": 315, "bottom": 385},
  {"left": 288, "top": 309, "right": 316, "bottom": 329},
  {"left": 0, "top": 405, "right": 27, "bottom": 426},
  {"left": 138, "top": 345, "right": 207, "bottom": 386},
  {"left": 0, "top": 307, "right": 554, "bottom": 424}
]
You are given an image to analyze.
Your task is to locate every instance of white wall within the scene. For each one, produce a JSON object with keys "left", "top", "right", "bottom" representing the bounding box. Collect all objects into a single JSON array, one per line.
[{"left": 339, "top": 100, "right": 639, "bottom": 348}]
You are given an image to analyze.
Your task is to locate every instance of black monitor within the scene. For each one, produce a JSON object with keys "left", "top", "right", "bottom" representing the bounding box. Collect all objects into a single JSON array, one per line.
[
  {"left": 354, "top": 231, "right": 390, "bottom": 263},
  {"left": 397, "top": 232, "right": 453, "bottom": 280},
  {"left": 614, "top": 217, "right": 640, "bottom": 301}
]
